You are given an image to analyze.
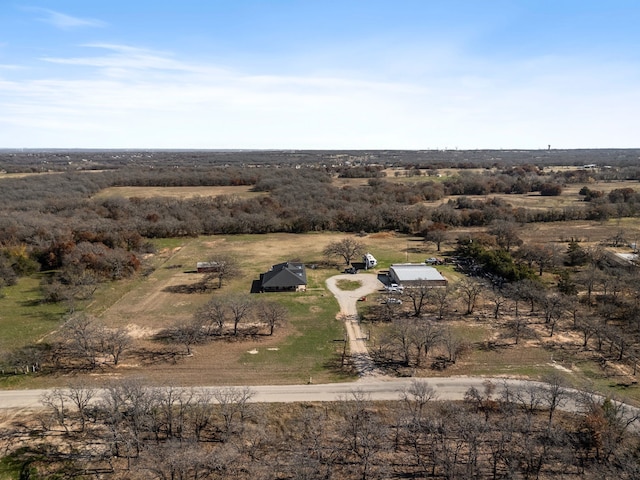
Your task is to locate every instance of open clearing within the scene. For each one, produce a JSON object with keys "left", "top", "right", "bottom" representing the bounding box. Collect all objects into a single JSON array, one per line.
[{"left": 93, "top": 185, "right": 265, "bottom": 199}]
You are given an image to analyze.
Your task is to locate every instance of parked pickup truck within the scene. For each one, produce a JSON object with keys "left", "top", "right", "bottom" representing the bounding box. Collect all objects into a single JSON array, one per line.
[{"left": 385, "top": 283, "right": 404, "bottom": 293}]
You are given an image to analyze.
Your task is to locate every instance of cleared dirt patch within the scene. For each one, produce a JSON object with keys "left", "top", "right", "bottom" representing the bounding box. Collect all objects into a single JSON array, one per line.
[{"left": 93, "top": 185, "right": 265, "bottom": 199}]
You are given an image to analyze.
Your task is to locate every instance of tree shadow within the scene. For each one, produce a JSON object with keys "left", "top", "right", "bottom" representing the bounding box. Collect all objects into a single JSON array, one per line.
[
  {"left": 132, "top": 347, "right": 183, "bottom": 366},
  {"left": 322, "top": 353, "right": 359, "bottom": 378},
  {"left": 163, "top": 283, "right": 214, "bottom": 294}
]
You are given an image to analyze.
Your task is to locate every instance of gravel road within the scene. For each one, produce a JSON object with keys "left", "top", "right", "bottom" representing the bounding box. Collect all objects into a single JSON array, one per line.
[{"left": 325, "top": 273, "right": 383, "bottom": 377}]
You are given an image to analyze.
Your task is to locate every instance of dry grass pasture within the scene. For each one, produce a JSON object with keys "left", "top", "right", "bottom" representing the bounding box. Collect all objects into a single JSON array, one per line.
[
  {"left": 78, "top": 232, "right": 426, "bottom": 387},
  {"left": 93, "top": 185, "right": 265, "bottom": 199},
  {"left": 83, "top": 221, "right": 639, "bottom": 401}
]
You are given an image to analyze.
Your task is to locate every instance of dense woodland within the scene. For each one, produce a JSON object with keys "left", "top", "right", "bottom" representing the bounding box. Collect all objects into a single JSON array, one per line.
[{"left": 2, "top": 150, "right": 640, "bottom": 478}]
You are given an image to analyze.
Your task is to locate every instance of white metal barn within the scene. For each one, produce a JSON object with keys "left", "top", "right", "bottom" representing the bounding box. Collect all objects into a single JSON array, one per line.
[{"left": 389, "top": 263, "right": 447, "bottom": 287}]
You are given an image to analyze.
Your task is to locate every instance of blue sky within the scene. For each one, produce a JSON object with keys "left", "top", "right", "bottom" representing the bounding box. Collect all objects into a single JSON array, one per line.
[{"left": 1, "top": 1, "right": 638, "bottom": 149}]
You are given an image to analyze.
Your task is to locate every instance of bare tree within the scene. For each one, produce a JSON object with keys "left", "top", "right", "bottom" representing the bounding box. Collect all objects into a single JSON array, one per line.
[
  {"left": 539, "top": 291, "right": 568, "bottom": 337},
  {"left": 487, "top": 287, "right": 507, "bottom": 319},
  {"left": 154, "top": 385, "right": 192, "bottom": 440},
  {"left": 98, "top": 327, "right": 132, "bottom": 365},
  {"left": 227, "top": 294, "right": 253, "bottom": 336},
  {"left": 514, "top": 383, "right": 544, "bottom": 417},
  {"left": 99, "top": 378, "right": 155, "bottom": 460},
  {"left": 503, "top": 279, "right": 538, "bottom": 317},
  {"left": 401, "top": 380, "right": 437, "bottom": 421},
  {"left": 168, "top": 318, "right": 204, "bottom": 355},
  {"left": 418, "top": 320, "right": 443, "bottom": 360},
  {"left": 379, "top": 298, "right": 402, "bottom": 322},
  {"left": 489, "top": 220, "right": 522, "bottom": 252},
  {"left": 202, "top": 254, "right": 240, "bottom": 289},
  {"left": 255, "top": 300, "right": 288, "bottom": 335},
  {"left": 458, "top": 277, "right": 484, "bottom": 315},
  {"left": 137, "top": 440, "right": 222, "bottom": 480},
  {"left": 519, "top": 242, "right": 562, "bottom": 276},
  {"left": 65, "top": 380, "right": 96, "bottom": 433},
  {"left": 404, "top": 280, "right": 431, "bottom": 317},
  {"left": 338, "top": 389, "right": 388, "bottom": 480},
  {"left": 195, "top": 297, "right": 227, "bottom": 336},
  {"left": 423, "top": 223, "right": 448, "bottom": 252},
  {"left": 323, "top": 237, "right": 366, "bottom": 265},
  {"left": 540, "top": 372, "right": 568, "bottom": 427},
  {"left": 464, "top": 380, "right": 497, "bottom": 420},
  {"left": 41, "top": 387, "right": 72, "bottom": 434},
  {"left": 443, "top": 327, "right": 464, "bottom": 363},
  {"left": 389, "top": 318, "right": 415, "bottom": 366},
  {"left": 188, "top": 389, "right": 215, "bottom": 442},
  {"left": 428, "top": 285, "right": 453, "bottom": 320},
  {"left": 212, "top": 386, "right": 254, "bottom": 440},
  {"left": 61, "top": 313, "right": 101, "bottom": 369},
  {"left": 506, "top": 316, "right": 529, "bottom": 345}
]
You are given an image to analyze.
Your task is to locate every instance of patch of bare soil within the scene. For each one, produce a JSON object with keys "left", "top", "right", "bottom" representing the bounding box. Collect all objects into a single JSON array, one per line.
[
  {"left": 100, "top": 270, "right": 202, "bottom": 328},
  {"left": 368, "top": 231, "right": 398, "bottom": 239}
]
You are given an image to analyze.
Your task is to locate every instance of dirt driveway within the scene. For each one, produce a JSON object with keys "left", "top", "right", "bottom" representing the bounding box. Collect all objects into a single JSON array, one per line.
[{"left": 326, "top": 273, "right": 384, "bottom": 378}]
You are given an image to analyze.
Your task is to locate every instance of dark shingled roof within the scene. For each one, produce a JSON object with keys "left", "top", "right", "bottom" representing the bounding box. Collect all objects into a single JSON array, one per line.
[{"left": 261, "top": 262, "right": 307, "bottom": 289}]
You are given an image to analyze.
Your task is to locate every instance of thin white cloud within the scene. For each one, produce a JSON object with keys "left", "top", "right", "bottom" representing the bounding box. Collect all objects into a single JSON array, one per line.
[
  {"left": 43, "top": 44, "right": 204, "bottom": 73},
  {"left": 1, "top": 43, "right": 639, "bottom": 149},
  {"left": 31, "top": 8, "right": 106, "bottom": 30}
]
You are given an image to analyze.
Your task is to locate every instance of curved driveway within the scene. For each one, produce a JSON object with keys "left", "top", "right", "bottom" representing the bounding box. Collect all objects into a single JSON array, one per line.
[{"left": 325, "top": 273, "right": 383, "bottom": 377}]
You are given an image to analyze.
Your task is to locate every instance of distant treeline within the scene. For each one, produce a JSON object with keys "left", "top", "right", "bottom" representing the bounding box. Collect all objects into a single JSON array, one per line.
[
  {"left": 3, "top": 148, "right": 640, "bottom": 173},
  {"left": 0, "top": 159, "right": 639, "bottom": 285}
]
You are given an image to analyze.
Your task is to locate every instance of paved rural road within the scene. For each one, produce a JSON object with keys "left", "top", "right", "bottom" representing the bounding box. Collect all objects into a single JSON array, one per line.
[
  {"left": 3, "top": 378, "right": 639, "bottom": 431},
  {"left": 325, "top": 273, "right": 384, "bottom": 376},
  {"left": 0, "top": 377, "right": 584, "bottom": 409}
]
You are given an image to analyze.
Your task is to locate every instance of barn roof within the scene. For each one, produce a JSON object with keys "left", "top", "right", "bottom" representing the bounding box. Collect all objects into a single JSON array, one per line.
[{"left": 389, "top": 263, "right": 446, "bottom": 282}]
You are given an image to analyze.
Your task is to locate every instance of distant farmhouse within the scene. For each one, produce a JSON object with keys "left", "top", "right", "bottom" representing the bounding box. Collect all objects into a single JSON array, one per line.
[
  {"left": 260, "top": 262, "right": 307, "bottom": 292},
  {"left": 389, "top": 263, "right": 448, "bottom": 287}
]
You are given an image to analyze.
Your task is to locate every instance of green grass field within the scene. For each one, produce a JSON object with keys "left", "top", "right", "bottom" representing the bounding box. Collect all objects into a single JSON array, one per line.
[{"left": 0, "top": 276, "right": 67, "bottom": 352}]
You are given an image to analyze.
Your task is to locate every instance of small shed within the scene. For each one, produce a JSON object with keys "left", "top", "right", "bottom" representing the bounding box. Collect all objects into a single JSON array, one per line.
[
  {"left": 197, "top": 262, "right": 221, "bottom": 273},
  {"left": 389, "top": 263, "right": 447, "bottom": 287}
]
